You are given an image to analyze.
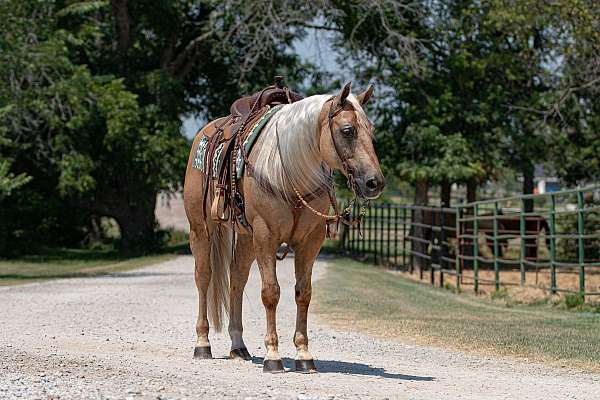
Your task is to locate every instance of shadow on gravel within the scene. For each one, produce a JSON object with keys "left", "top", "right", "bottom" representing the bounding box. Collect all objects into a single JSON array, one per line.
[{"left": 252, "top": 357, "right": 435, "bottom": 381}]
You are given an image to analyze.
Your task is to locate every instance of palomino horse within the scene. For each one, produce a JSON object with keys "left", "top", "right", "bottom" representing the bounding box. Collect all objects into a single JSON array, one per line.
[{"left": 183, "top": 83, "right": 384, "bottom": 373}]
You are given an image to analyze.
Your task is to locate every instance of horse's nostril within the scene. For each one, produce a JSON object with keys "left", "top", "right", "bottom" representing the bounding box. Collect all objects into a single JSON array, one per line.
[{"left": 366, "top": 177, "right": 379, "bottom": 190}]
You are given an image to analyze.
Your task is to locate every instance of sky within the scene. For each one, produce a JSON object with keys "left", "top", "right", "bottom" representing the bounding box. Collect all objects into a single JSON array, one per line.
[{"left": 181, "top": 29, "right": 341, "bottom": 139}]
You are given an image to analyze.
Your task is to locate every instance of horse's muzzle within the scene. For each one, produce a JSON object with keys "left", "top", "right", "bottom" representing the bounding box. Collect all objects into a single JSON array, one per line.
[{"left": 355, "top": 173, "right": 385, "bottom": 200}]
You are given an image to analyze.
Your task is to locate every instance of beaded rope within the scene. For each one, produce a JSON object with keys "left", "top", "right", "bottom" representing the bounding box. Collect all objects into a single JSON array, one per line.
[{"left": 293, "top": 186, "right": 367, "bottom": 223}]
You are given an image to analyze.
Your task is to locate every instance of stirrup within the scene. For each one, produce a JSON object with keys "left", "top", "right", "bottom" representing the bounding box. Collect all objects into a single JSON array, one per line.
[{"left": 211, "top": 188, "right": 230, "bottom": 222}]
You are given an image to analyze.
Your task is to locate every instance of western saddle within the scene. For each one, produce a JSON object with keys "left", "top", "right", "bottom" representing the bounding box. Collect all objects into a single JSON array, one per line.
[{"left": 197, "top": 77, "right": 304, "bottom": 233}]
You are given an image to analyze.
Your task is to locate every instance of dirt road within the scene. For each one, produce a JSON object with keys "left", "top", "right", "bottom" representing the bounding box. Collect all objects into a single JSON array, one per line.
[{"left": 1, "top": 256, "right": 598, "bottom": 399}]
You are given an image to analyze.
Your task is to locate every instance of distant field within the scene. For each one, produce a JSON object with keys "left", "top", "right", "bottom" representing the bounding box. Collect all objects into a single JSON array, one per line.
[
  {"left": 314, "top": 257, "right": 600, "bottom": 371},
  {"left": 0, "top": 227, "right": 190, "bottom": 288},
  {"left": 0, "top": 248, "right": 181, "bottom": 286}
]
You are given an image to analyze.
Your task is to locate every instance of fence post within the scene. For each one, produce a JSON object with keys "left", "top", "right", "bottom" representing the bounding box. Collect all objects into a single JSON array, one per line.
[
  {"left": 549, "top": 194, "right": 557, "bottom": 294},
  {"left": 577, "top": 190, "right": 585, "bottom": 299},
  {"left": 455, "top": 207, "right": 462, "bottom": 290},
  {"left": 386, "top": 204, "right": 391, "bottom": 265},
  {"left": 377, "top": 205, "right": 382, "bottom": 264},
  {"left": 403, "top": 207, "right": 408, "bottom": 270},
  {"left": 430, "top": 207, "right": 435, "bottom": 285},
  {"left": 348, "top": 201, "right": 352, "bottom": 253},
  {"left": 394, "top": 206, "right": 399, "bottom": 268},
  {"left": 440, "top": 206, "right": 446, "bottom": 288},
  {"left": 369, "top": 205, "right": 374, "bottom": 259},
  {"left": 473, "top": 203, "right": 479, "bottom": 293},
  {"left": 374, "top": 205, "right": 379, "bottom": 264},
  {"left": 493, "top": 201, "right": 500, "bottom": 291},
  {"left": 379, "top": 205, "right": 383, "bottom": 264},
  {"left": 342, "top": 201, "right": 349, "bottom": 252},
  {"left": 360, "top": 206, "right": 371, "bottom": 255},
  {"left": 519, "top": 198, "right": 526, "bottom": 286}
]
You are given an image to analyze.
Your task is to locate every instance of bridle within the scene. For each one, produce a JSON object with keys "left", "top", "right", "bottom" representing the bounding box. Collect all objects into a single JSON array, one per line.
[{"left": 287, "top": 96, "right": 370, "bottom": 228}]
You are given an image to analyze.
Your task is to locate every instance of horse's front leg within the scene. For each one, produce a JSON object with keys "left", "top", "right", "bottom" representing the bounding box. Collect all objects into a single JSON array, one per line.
[
  {"left": 253, "top": 221, "right": 284, "bottom": 373},
  {"left": 293, "top": 225, "right": 325, "bottom": 373}
]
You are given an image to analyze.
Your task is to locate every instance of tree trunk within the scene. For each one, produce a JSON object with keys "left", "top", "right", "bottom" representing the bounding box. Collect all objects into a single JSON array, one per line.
[
  {"left": 0, "top": 201, "right": 7, "bottom": 256},
  {"left": 441, "top": 181, "right": 451, "bottom": 207},
  {"left": 522, "top": 165, "right": 536, "bottom": 259},
  {"left": 412, "top": 179, "right": 429, "bottom": 274},
  {"left": 115, "top": 194, "right": 158, "bottom": 252},
  {"left": 75, "top": 186, "right": 159, "bottom": 252},
  {"left": 523, "top": 165, "right": 535, "bottom": 211},
  {"left": 466, "top": 179, "right": 477, "bottom": 203},
  {"left": 415, "top": 180, "right": 429, "bottom": 205}
]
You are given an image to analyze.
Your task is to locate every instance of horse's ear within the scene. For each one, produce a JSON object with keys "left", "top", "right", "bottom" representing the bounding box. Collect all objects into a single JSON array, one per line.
[
  {"left": 337, "top": 82, "right": 352, "bottom": 107},
  {"left": 357, "top": 84, "right": 374, "bottom": 106}
]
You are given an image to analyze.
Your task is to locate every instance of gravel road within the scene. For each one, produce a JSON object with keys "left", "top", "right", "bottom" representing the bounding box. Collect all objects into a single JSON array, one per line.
[{"left": 1, "top": 256, "right": 598, "bottom": 400}]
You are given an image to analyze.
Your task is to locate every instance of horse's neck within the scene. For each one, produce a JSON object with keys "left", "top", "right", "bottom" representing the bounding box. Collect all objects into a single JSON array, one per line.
[{"left": 251, "top": 96, "right": 331, "bottom": 201}]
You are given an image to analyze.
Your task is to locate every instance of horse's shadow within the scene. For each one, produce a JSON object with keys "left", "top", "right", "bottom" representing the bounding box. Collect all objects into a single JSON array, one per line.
[{"left": 251, "top": 357, "right": 435, "bottom": 381}]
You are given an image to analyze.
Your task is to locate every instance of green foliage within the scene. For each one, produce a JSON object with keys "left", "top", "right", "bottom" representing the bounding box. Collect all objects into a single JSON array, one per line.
[
  {"left": 0, "top": 0, "right": 597, "bottom": 254},
  {"left": 0, "top": 0, "right": 312, "bottom": 252},
  {"left": 491, "top": 288, "right": 510, "bottom": 301},
  {"left": 0, "top": 160, "right": 31, "bottom": 199},
  {"left": 392, "top": 123, "right": 484, "bottom": 184},
  {"left": 335, "top": 0, "right": 599, "bottom": 192},
  {"left": 565, "top": 293, "right": 585, "bottom": 309},
  {"left": 55, "top": 1, "right": 108, "bottom": 18},
  {"left": 335, "top": 1, "right": 511, "bottom": 186}
]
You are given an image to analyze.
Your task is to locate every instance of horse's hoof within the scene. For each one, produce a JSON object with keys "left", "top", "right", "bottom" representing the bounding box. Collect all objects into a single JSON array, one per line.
[
  {"left": 263, "top": 359, "right": 285, "bottom": 373},
  {"left": 230, "top": 347, "right": 252, "bottom": 361},
  {"left": 295, "top": 359, "right": 317, "bottom": 373},
  {"left": 193, "top": 346, "right": 213, "bottom": 359}
]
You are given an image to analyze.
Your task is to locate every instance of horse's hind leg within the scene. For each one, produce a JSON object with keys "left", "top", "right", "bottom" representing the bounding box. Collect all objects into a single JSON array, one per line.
[
  {"left": 190, "top": 227, "right": 213, "bottom": 359},
  {"left": 253, "top": 220, "right": 284, "bottom": 373},
  {"left": 228, "top": 235, "right": 254, "bottom": 360},
  {"left": 292, "top": 225, "right": 326, "bottom": 373}
]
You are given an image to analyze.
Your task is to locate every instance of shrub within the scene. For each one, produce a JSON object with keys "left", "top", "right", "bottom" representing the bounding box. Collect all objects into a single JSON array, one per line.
[{"left": 564, "top": 293, "right": 585, "bottom": 309}]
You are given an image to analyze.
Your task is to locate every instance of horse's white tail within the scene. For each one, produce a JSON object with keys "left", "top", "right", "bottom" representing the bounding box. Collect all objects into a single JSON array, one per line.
[{"left": 207, "top": 225, "right": 233, "bottom": 332}]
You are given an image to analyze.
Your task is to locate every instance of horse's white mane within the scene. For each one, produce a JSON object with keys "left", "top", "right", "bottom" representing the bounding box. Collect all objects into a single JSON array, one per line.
[{"left": 251, "top": 93, "right": 364, "bottom": 203}]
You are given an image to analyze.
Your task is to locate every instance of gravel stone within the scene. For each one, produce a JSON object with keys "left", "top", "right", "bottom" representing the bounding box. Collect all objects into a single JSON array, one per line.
[{"left": 1, "top": 256, "right": 598, "bottom": 399}]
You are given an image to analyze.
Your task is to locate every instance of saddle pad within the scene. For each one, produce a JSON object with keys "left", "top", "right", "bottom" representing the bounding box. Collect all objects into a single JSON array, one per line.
[
  {"left": 236, "top": 104, "right": 283, "bottom": 178},
  {"left": 192, "top": 136, "right": 209, "bottom": 172},
  {"left": 191, "top": 105, "right": 283, "bottom": 179}
]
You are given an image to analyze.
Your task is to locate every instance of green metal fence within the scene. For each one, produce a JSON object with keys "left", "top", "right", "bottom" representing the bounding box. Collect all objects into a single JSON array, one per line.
[{"left": 339, "top": 186, "right": 600, "bottom": 299}]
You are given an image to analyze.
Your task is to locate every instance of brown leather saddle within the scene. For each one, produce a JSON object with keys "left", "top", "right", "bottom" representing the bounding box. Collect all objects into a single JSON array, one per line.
[{"left": 198, "top": 77, "right": 304, "bottom": 233}]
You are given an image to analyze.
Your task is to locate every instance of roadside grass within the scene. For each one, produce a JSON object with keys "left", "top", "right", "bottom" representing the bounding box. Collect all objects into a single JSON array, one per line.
[
  {"left": 314, "top": 257, "right": 600, "bottom": 371},
  {"left": 0, "top": 232, "right": 189, "bottom": 286}
]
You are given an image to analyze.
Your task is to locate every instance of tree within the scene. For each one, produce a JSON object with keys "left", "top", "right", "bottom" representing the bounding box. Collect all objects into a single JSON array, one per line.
[
  {"left": 0, "top": 0, "right": 314, "bottom": 252},
  {"left": 486, "top": 0, "right": 600, "bottom": 189},
  {"left": 0, "top": 0, "right": 422, "bottom": 253}
]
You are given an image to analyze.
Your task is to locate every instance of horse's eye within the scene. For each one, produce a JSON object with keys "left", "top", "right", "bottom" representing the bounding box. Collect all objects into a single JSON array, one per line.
[{"left": 341, "top": 126, "right": 355, "bottom": 136}]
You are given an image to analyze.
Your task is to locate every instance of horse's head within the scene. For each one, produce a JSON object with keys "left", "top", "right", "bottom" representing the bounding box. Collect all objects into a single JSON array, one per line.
[{"left": 319, "top": 82, "right": 385, "bottom": 200}]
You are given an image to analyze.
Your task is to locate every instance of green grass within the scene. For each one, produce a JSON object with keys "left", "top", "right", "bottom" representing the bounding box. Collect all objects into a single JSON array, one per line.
[
  {"left": 0, "top": 234, "right": 189, "bottom": 286},
  {"left": 314, "top": 257, "right": 600, "bottom": 371}
]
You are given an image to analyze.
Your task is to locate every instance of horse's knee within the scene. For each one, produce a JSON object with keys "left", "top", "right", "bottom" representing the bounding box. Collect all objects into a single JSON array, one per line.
[
  {"left": 295, "top": 285, "right": 312, "bottom": 307},
  {"left": 261, "top": 283, "right": 280, "bottom": 308}
]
